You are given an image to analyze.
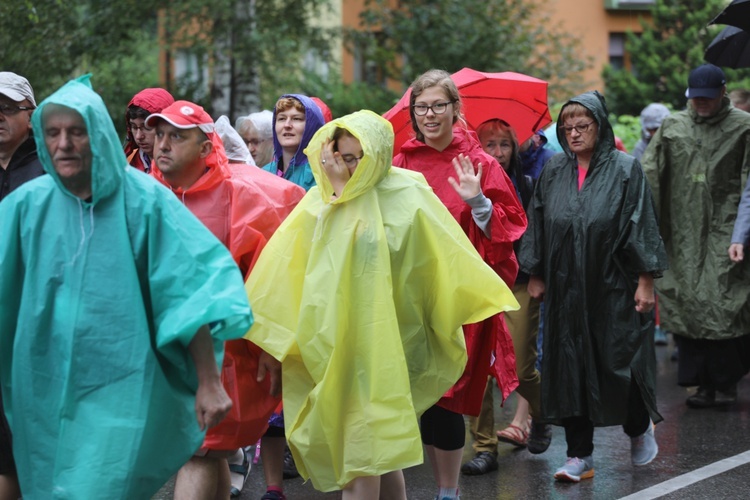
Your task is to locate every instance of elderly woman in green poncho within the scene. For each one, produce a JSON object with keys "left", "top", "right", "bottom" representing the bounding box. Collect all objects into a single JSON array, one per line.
[{"left": 244, "top": 110, "right": 519, "bottom": 498}]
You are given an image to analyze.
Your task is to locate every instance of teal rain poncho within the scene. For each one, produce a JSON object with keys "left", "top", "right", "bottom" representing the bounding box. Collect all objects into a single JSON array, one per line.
[
  {"left": 244, "top": 110, "right": 518, "bottom": 491},
  {"left": 0, "top": 76, "right": 252, "bottom": 498}
]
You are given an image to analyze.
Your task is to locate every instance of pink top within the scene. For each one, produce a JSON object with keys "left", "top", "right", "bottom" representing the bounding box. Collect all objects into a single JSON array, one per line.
[{"left": 578, "top": 165, "right": 587, "bottom": 190}]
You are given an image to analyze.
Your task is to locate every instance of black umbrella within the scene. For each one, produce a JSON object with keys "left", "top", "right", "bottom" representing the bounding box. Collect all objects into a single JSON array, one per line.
[
  {"left": 705, "top": 25, "right": 750, "bottom": 69},
  {"left": 710, "top": 0, "right": 750, "bottom": 32}
]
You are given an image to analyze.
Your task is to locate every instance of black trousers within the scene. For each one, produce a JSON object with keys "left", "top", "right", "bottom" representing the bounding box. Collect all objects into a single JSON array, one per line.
[
  {"left": 562, "top": 377, "right": 650, "bottom": 458},
  {"left": 676, "top": 334, "right": 750, "bottom": 391}
]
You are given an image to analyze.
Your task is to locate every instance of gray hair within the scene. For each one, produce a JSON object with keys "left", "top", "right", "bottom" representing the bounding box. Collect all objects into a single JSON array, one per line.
[{"left": 236, "top": 110, "right": 273, "bottom": 140}]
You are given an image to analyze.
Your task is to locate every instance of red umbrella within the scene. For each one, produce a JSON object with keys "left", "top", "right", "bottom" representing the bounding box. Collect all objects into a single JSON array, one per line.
[{"left": 384, "top": 68, "right": 552, "bottom": 155}]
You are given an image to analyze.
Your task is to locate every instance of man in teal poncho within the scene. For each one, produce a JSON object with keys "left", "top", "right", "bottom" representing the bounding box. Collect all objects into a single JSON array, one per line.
[{"left": 0, "top": 76, "right": 253, "bottom": 499}]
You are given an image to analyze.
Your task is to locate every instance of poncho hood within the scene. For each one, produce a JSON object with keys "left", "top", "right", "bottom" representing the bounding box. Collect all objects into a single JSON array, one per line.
[
  {"left": 124, "top": 87, "right": 175, "bottom": 155},
  {"left": 31, "top": 74, "right": 124, "bottom": 204},
  {"left": 557, "top": 90, "right": 615, "bottom": 169},
  {"left": 271, "top": 93, "right": 325, "bottom": 169},
  {"left": 305, "top": 110, "right": 392, "bottom": 204}
]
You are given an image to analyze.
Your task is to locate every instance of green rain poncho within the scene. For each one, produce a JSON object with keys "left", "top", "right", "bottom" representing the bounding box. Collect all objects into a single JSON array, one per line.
[
  {"left": 642, "top": 97, "right": 750, "bottom": 340},
  {"left": 519, "top": 91, "right": 668, "bottom": 425},
  {"left": 244, "top": 110, "right": 518, "bottom": 491},
  {"left": 0, "top": 76, "right": 252, "bottom": 499}
]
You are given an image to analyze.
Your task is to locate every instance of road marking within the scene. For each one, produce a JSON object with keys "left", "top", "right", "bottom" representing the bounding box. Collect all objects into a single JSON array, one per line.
[{"left": 618, "top": 450, "right": 750, "bottom": 500}]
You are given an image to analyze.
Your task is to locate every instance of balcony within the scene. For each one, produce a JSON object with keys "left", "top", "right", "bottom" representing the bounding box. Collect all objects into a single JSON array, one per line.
[{"left": 604, "top": 0, "right": 655, "bottom": 10}]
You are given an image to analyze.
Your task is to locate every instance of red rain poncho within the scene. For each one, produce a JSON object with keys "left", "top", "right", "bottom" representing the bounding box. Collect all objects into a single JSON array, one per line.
[
  {"left": 393, "top": 127, "right": 527, "bottom": 415},
  {"left": 152, "top": 133, "right": 305, "bottom": 448}
]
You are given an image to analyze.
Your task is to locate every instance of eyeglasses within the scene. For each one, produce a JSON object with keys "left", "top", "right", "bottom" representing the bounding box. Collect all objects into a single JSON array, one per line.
[
  {"left": 0, "top": 104, "right": 35, "bottom": 116},
  {"left": 560, "top": 121, "right": 595, "bottom": 135},
  {"left": 341, "top": 154, "right": 364, "bottom": 166},
  {"left": 246, "top": 138, "right": 269, "bottom": 147},
  {"left": 412, "top": 101, "right": 455, "bottom": 116}
]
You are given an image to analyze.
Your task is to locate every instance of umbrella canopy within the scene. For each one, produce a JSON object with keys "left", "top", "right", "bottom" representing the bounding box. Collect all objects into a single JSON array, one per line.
[
  {"left": 384, "top": 68, "right": 551, "bottom": 155},
  {"left": 705, "top": 25, "right": 750, "bottom": 69},
  {"left": 710, "top": 0, "right": 750, "bottom": 32}
]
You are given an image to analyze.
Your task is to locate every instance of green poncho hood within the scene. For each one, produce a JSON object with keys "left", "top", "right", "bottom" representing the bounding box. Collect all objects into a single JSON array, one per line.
[
  {"left": 31, "top": 74, "right": 125, "bottom": 204},
  {"left": 557, "top": 90, "right": 615, "bottom": 169}
]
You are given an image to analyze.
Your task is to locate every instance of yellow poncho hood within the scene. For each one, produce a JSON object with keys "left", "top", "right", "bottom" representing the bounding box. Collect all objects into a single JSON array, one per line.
[{"left": 245, "top": 110, "right": 517, "bottom": 491}]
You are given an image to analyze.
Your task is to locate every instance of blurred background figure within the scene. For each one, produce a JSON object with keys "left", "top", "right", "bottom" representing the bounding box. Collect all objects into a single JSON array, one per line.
[
  {"left": 311, "top": 96, "right": 333, "bottom": 123},
  {"left": 633, "top": 103, "right": 670, "bottom": 162},
  {"left": 216, "top": 115, "right": 256, "bottom": 166},
  {"left": 237, "top": 110, "right": 274, "bottom": 168},
  {"left": 729, "top": 89, "right": 750, "bottom": 112}
]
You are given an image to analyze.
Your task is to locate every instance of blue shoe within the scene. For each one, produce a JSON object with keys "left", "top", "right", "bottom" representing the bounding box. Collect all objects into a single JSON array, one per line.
[
  {"left": 631, "top": 422, "right": 658, "bottom": 466},
  {"left": 554, "top": 456, "right": 594, "bottom": 482}
]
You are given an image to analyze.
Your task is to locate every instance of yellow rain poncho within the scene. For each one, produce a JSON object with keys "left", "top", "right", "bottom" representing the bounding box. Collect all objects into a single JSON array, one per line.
[{"left": 244, "top": 110, "right": 518, "bottom": 491}]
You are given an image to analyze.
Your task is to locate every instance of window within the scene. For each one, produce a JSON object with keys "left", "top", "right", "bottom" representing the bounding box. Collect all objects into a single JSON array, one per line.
[{"left": 609, "top": 33, "right": 626, "bottom": 71}]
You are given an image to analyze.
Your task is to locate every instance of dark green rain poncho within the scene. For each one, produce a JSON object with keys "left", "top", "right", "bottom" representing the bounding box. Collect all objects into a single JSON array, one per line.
[
  {"left": 642, "top": 97, "right": 750, "bottom": 340},
  {"left": 519, "top": 91, "right": 668, "bottom": 425},
  {"left": 0, "top": 76, "right": 252, "bottom": 498}
]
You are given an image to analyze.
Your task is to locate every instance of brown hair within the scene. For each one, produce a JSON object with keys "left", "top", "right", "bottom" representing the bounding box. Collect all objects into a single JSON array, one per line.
[
  {"left": 559, "top": 103, "right": 594, "bottom": 125},
  {"left": 275, "top": 97, "right": 305, "bottom": 114},
  {"left": 409, "top": 69, "right": 464, "bottom": 142},
  {"left": 331, "top": 127, "right": 354, "bottom": 153}
]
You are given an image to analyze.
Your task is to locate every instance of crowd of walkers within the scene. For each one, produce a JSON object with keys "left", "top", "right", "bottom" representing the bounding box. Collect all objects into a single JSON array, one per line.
[{"left": 0, "top": 61, "right": 748, "bottom": 500}]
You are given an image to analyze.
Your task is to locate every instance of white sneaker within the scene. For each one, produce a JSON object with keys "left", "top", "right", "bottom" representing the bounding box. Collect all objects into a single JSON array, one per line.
[
  {"left": 554, "top": 456, "right": 594, "bottom": 482},
  {"left": 631, "top": 421, "right": 658, "bottom": 466}
]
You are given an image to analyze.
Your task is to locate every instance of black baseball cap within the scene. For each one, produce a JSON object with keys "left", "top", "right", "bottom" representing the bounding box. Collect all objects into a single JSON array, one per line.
[{"left": 685, "top": 64, "right": 726, "bottom": 99}]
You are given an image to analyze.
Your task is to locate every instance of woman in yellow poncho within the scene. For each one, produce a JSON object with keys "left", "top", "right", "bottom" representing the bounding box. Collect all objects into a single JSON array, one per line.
[{"left": 244, "top": 110, "right": 518, "bottom": 497}]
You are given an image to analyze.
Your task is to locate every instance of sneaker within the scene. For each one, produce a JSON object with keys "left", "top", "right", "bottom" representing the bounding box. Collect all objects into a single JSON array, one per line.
[
  {"left": 527, "top": 420, "right": 552, "bottom": 454},
  {"left": 282, "top": 446, "right": 299, "bottom": 479},
  {"left": 260, "top": 490, "right": 286, "bottom": 500},
  {"left": 460, "top": 451, "right": 498, "bottom": 475},
  {"left": 554, "top": 456, "right": 594, "bottom": 482},
  {"left": 631, "top": 421, "right": 658, "bottom": 466}
]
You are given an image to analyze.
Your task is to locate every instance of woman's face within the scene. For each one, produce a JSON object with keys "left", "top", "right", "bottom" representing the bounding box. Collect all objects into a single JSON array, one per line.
[
  {"left": 414, "top": 86, "right": 455, "bottom": 149},
  {"left": 561, "top": 115, "right": 598, "bottom": 156},
  {"left": 336, "top": 134, "right": 363, "bottom": 176},
  {"left": 479, "top": 129, "right": 514, "bottom": 171}
]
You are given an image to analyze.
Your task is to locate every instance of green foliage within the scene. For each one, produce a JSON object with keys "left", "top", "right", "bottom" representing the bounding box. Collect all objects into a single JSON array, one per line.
[
  {"left": 610, "top": 114, "right": 641, "bottom": 153},
  {"left": 603, "top": 0, "right": 750, "bottom": 115},
  {"left": 347, "top": 0, "right": 591, "bottom": 104},
  {"left": 299, "top": 72, "right": 400, "bottom": 118}
]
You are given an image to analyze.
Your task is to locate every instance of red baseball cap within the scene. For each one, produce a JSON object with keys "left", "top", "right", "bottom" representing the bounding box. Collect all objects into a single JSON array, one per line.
[{"left": 146, "top": 100, "right": 215, "bottom": 133}]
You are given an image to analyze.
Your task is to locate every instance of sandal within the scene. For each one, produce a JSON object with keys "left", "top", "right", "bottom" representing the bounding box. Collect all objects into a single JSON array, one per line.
[
  {"left": 228, "top": 448, "right": 251, "bottom": 497},
  {"left": 497, "top": 424, "right": 529, "bottom": 448}
]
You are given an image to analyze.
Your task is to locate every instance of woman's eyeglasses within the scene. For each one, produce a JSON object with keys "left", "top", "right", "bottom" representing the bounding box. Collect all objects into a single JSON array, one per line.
[
  {"left": 412, "top": 101, "right": 455, "bottom": 116},
  {"left": 560, "top": 121, "right": 595, "bottom": 135}
]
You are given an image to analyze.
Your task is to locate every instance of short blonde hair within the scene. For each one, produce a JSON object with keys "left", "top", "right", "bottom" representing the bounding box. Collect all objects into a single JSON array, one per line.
[{"left": 275, "top": 97, "right": 305, "bottom": 114}]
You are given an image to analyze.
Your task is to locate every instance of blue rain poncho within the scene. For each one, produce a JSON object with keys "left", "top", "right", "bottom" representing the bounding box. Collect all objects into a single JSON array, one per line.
[
  {"left": 0, "top": 76, "right": 252, "bottom": 499},
  {"left": 245, "top": 110, "right": 518, "bottom": 491}
]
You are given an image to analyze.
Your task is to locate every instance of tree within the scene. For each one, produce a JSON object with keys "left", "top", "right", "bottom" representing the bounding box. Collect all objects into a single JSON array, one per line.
[
  {"left": 346, "top": 0, "right": 590, "bottom": 104},
  {"left": 603, "top": 0, "right": 750, "bottom": 115}
]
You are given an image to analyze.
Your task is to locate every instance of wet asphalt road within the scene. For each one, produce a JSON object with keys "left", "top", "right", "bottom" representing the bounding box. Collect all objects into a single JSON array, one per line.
[{"left": 154, "top": 339, "right": 750, "bottom": 499}]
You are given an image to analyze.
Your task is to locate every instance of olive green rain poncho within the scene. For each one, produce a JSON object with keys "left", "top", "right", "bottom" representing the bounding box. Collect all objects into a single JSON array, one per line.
[
  {"left": 519, "top": 91, "right": 668, "bottom": 425},
  {"left": 642, "top": 97, "right": 750, "bottom": 340},
  {"left": 244, "top": 110, "right": 518, "bottom": 491},
  {"left": 0, "top": 76, "right": 252, "bottom": 498}
]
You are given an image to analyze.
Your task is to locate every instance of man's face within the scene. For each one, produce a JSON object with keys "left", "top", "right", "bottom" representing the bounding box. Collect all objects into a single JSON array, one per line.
[
  {"left": 154, "top": 121, "right": 210, "bottom": 176},
  {"left": 129, "top": 117, "right": 156, "bottom": 156},
  {"left": 275, "top": 106, "right": 306, "bottom": 152},
  {"left": 0, "top": 94, "right": 33, "bottom": 152},
  {"left": 43, "top": 105, "right": 93, "bottom": 195},
  {"left": 691, "top": 92, "right": 724, "bottom": 118}
]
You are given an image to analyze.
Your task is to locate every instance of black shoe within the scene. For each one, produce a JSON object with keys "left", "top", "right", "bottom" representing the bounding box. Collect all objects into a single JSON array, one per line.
[
  {"left": 686, "top": 386, "right": 716, "bottom": 408},
  {"left": 527, "top": 420, "right": 552, "bottom": 454},
  {"left": 460, "top": 451, "right": 498, "bottom": 475},
  {"left": 282, "top": 446, "right": 299, "bottom": 479},
  {"left": 715, "top": 385, "right": 738, "bottom": 405}
]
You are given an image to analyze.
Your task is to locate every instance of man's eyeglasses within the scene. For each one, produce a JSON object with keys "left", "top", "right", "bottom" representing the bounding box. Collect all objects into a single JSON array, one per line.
[
  {"left": 560, "top": 121, "right": 595, "bottom": 135},
  {"left": 412, "top": 101, "right": 455, "bottom": 116},
  {"left": 341, "top": 154, "right": 364, "bottom": 167},
  {"left": 0, "top": 104, "right": 35, "bottom": 116}
]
